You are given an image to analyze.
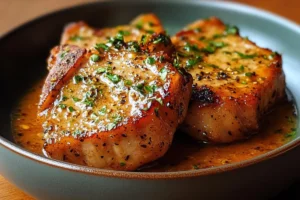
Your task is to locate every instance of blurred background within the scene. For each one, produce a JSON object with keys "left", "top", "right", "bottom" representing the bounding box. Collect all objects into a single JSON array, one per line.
[
  {"left": 0, "top": 0, "right": 299, "bottom": 199},
  {"left": 0, "top": 0, "right": 299, "bottom": 35}
]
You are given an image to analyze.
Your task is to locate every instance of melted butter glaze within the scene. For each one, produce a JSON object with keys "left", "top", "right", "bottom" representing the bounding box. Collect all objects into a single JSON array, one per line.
[{"left": 12, "top": 81, "right": 297, "bottom": 172}]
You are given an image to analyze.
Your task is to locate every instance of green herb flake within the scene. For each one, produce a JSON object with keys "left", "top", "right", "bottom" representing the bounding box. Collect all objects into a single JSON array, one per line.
[
  {"left": 107, "top": 123, "right": 116, "bottom": 131},
  {"left": 153, "top": 34, "right": 171, "bottom": 45},
  {"left": 73, "top": 130, "right": 82, "bottom": 136},
  {"left": 98, "top": 106, "right": 107, "bottom": 115},
  {"left": 159, "top": 67, "right": 168, "bottom": 80},
  {"left": 235, "top": 51, "right": 257, "bottom": 59},
  {"left": 95, "top": 43, "right": 109, "bottom": 51},
  {"left": 106, "top": 73, "right": 121, "bottom": 84},
  {"left": 96, "top": 67, "right": 106, "bottom": 74},
  {"left": 144, "top": 85, "right": 156, "bottom": 94},
  {"left": 239, "top": 65, "right": 245, "bottom": 72},
  {"left": 70, "top": 35, "right": 85, "bottom": 41},
  {"left": 184, "top": 43, "right": 200, "bottom": 52},
  {"left": 135, "top": 21, "right": 143, "bottom": 30},
  {"left": 120, "top": 162, "right": 126, "bottom": 166},
  {"left": 186, "top": 56, "right": 202, "bottom": 69},
  {"left": 210, "top": 41, "right": 227, "bottom": 48},
  {"left": 67, "top": 106, "right": 75, "bottom": 112},
  {"left": 128, "top": 41, "right": 140, "bottom": 52},
  {"left": 61, "top": 96, "right": 68, "bottom": 101},
  {"left": 90, "top": 54, "right": 100, "bottom": 62},
  {"left": 206, "top": 64, "right": 219, "bottom": 69},
  {"left": 146, "top": 30, "right": 154, "bottom": 34},
  {"left": 118, "top": 30, "right": 130, "bottom": 36},
  {"left": 146, "top": 56, "right": 156, "bottom": 65},
  {"left": 245, "top": 72, "right": 255, "bottom": 77},
  {"left": 154, "top": 97, "right": 163, "bottom": 105},
  {"left": 59, "top": 104, "right": 67, "bottom": 109},
  {"left": 72, "top": 96, "right": 81, "bottom": 102},
  {"left": 285, "top": 130, "right": 296, "bottom": 138},
  {"left": 225, "top": 25, "right": 239, "bottom": 35},
  {"left": 124, "top": 80, "right": 132, "bottom": 86},
  {"left": 201, "top": 45, "right": 216, "bottom": 54},
  {"left": 73, "top": 75, "right": 83, "bottom": 84}
]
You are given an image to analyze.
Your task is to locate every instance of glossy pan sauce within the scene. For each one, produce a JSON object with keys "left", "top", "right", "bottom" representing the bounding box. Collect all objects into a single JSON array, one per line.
[{"left": 12, "top": 81, "right": 297, "bottom": 172}]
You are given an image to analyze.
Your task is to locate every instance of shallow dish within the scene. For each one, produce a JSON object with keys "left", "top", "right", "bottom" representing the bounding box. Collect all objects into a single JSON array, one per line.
[{"left": 0, "top": 0, "right": 299, "bottom": 199}]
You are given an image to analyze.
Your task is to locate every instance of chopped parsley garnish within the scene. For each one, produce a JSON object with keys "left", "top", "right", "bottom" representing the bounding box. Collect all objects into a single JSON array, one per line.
[
  {"left": 235, "top": 51, "right": 257, "bottom": 59},
  {"left": 107, "top": 123, "right": 116, "bottom": 131},
  {"left": 72, "top": 96, "right": 81, "bottom": 102},
  {"left": 184, "top": 43, "right": 200, "bottom": 52},
  {"left": 61, "top": 96, "right": 68, "bottom": 101},
  {"left": 106, "top": 73, "right": 121, "bottom": 84},
  {"left": 159, "top": 55, "right": 165, "bottom": 62},
  {"left": 239, "top": 65, "right": 245, "bottom": 72},
  {"left": 144, "top": 85, "right": 156, "bottom": 94},
  {"left": 159, "top": 67, "right": 168, "bottom": 80},
  {"left": 201, "top": 45, "right": 216, "bottom": 54},
  {"left": 120, "top": 162, "right": 126, "bottom": 166},
  {"left": 96, "top": 67, "right": 106, "bottom": 74},
  {"left": 127, "top": 41, "right": 140, "bottom": 52},
  {"left": 148, "top": 22, "right": 155, "bottom": 27},
  {"left": 206, "top": 63, "right": 219, "bottom": 69},
  {"left": 146, "top": 56, "right": 156, "bottom": 65},
  {"left": 67, "top": 106, "right": 75, "bottom": 112},
  {"left": 73, "top": 75, "right": 83, "bottom": 84},
  {"left": 245, "top": 72, "right": 255, "bottom": 77},
  {"left": 146, "top": 30, "right": 154, "bottom": 34},
  {"left": 225, "top": 25, "right": 239, "bottom": 35},
  {"left": 112, "top": 114, "right": 123, "bottom": 124},
  {"left": 70, "top": 35, "right": 85, "bottom": 41},
  {"left": 60, "top": 51, "right": 68, "bottom": 59},
  {"left": 209, "top": 41, "right": 227, "bottom": 48},
  {"left": 95, "top": 43, "right": 109, "bottom": 51},
  {"left": 154, "top": 97, "right": 163, "bottom": 105},
  {"left": 73, "top": 130, "right": 82, "bottom": 136},
  {"left": 124, "top": 80, "right": 132, "bottom": 86},
  {"left": 98, "top": 106, "right": 107, "bottom": 115},
  {"left": 186, "top": 56, "right": 202, "bottom": 69},
  {"left": 118, "top": 30, "right": 130, "bottom": 36},
  {"left": 140, "top": 35, "right": 148, "bottom": 45},
  {"left": 285, "top": 128, "right": 296, "bottom": 138},
  {"left": 133, "top": 83, "right": 145, "bottom": 94},
  {"left": 115, "top": 33, "right": 124, "bottom": 41},
  {"left": 153, "top": 34, "right": 171, "bottom": 45},
  {"left": 83, "top": 99, "right": 94, "bottom": 107},
  {"left": 59, "top": 104, "right": 67, "bottom": 109},
  {"left": 135, "top": 21, "right": 143, "bottom": 30},
  {"left": 90, "top": 54, "right": 100, "bottom": 62}
]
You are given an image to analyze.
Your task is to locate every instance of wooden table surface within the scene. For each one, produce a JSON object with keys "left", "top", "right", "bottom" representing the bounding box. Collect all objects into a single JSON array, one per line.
[{"left": 0, "top": 0, "right": 299, "bottom": 199}]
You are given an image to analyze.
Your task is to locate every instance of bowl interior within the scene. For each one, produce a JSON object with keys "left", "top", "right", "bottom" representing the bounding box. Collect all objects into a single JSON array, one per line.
[{"left": 0, "top": 0, "right": 299, "bottom": 174}]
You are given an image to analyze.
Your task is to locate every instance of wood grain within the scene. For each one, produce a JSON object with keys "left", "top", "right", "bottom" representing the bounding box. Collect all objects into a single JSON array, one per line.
[{"left": 0, "top": 0, "right": 299, "bottom": 199}]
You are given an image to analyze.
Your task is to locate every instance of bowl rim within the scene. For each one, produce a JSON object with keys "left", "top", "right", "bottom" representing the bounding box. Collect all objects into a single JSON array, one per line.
[{"left": 0, "top": 0, "right": 300, "bottom": 180}]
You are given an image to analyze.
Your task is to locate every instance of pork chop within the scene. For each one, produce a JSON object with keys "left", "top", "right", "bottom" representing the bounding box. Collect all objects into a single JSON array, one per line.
[
  {"left": 39, "top": 14, "right": 192, "bottom": 170},
  {"left": 172, "top": 17, "right": 285, "bottom": 143}
]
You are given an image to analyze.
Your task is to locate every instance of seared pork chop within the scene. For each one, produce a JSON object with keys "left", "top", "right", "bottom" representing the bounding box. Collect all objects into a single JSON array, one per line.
[
  {"left": 172, "top": 17, "right": 285, "bottom": 143},
  {"left": 39, "top": 14, "right": 192, "bottom": 170}
]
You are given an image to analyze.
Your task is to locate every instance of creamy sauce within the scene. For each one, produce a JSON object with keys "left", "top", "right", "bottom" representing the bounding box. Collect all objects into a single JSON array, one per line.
[{"left": 12, "top": 81, "right": 297, "bottom": 172}]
